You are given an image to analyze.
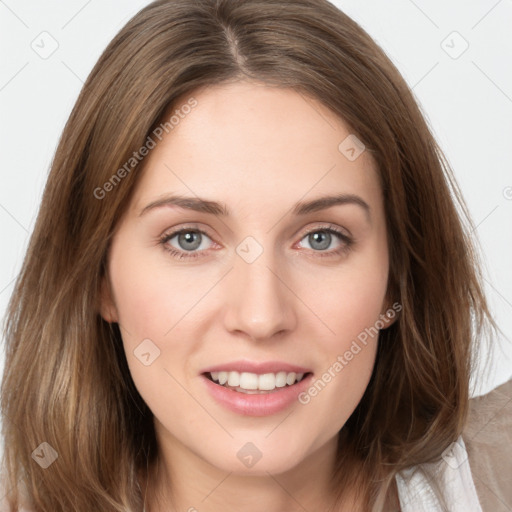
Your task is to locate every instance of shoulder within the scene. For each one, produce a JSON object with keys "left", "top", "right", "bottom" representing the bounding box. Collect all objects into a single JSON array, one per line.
[{"left": 462, "top": 377, "right": 512, "bottom": 512}]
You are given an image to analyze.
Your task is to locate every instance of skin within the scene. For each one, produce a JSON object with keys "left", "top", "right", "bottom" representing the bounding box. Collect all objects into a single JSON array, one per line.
[{"left": 100, "top": 80, "right": 397, "bottom": 512}]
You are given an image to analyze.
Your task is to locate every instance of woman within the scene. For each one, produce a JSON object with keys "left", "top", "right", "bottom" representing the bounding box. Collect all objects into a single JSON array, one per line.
[{"left": 1, "top": 0, "right": 510, "bottom": 510}]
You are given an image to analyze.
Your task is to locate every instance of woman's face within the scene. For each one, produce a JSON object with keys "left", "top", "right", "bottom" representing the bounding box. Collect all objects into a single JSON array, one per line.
[{"left": 101, "top": 80, "right": 393, "bottom": 476}]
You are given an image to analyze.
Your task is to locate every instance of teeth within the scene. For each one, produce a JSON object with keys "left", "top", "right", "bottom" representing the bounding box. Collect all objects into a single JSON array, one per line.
[
  {"left": 275, "top": 371, "right": 287, "bottom": 388},
  {"left": 227, "top": 371, "right": 240, "bottom": 387},
  {"left": 286, "top": 372, "right": 296, "bottom": 385},
  {"left": 208, "top": 370, "right": 307, "bottom": 391},
  {"left": 239, "top": 372, "right": 259, "bottom": 390},
  {"left": 260, "top": 373, "right": 280, "bottom": 390}
]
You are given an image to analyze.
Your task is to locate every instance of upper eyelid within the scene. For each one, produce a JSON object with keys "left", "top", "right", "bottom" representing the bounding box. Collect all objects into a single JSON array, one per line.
[{"left": 160, "top": 224, "right": 216, "bottom": 242}]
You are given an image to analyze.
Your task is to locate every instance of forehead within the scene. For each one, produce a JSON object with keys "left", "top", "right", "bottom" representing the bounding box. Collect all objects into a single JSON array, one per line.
[{"left": 129, "top": 80, "right": 382, "bottom": 218}]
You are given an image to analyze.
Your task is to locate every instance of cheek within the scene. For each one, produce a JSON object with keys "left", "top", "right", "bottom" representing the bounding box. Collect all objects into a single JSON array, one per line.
[
  {"left": 107, "top": 240, "right": 208, "bottom": 340},
  {"left": 107, "top": 244, "right": 203, "bottom": 416},
  {"left": 297, "top": 270, "right": 385, "bottom": 436},
  {"left": 295, "top": 237, "right": 388, "bottom": 416},
  {"left": 306, "top": 245, "right": 388, "bottom": 349}
]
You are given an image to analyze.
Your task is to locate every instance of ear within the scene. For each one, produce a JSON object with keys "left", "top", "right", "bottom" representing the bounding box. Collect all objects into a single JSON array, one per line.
[
  {"left": 378, "top": 299, "right": 401, "bottom": 330},
  {"left": 99, "top": 275, "right": 119, "bottom": 323}
]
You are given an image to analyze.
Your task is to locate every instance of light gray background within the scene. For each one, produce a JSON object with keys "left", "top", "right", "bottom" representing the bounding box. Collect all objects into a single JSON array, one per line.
[{"left": 1, "top": 0, "right": 511, "bottom": 399}]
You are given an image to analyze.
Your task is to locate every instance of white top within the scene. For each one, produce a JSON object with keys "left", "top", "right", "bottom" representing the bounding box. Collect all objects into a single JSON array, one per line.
[{"left": 396, "top": 434, "right": 483, "bottom": 511}]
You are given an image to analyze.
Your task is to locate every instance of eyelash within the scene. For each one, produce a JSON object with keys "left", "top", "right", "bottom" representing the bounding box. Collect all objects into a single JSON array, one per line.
[{"left": 159, "top": 224, "right": 354, "bottom": 261}]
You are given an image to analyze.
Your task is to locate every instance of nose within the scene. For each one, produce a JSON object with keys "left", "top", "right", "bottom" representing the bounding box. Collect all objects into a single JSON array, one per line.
[{"left": 222, "top": 249, "right": 297, "bottom": 341}]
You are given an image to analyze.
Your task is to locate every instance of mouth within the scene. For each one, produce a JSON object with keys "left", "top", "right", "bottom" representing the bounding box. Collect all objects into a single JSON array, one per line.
[
  {"left": 199, "top": 360, "right": 314, "bottom": 416},
  {"left": 202, "top": 370, "right": 313, "bottom": 394}
]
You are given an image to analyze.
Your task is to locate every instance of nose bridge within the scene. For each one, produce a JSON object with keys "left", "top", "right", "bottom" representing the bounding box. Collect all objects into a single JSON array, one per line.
[{"left": 223, "top": 240, "right": 296, "bottom": 340}]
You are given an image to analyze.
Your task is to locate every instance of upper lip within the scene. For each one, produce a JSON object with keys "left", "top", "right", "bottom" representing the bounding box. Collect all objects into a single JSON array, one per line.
[{"left": 201, "top": 360, "right": 312, "bottom": 375}]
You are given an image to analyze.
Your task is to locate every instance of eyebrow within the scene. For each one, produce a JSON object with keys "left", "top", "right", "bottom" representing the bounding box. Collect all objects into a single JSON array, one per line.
[{"left": 138, "top": 193, "right": 371, "bottom": 221}]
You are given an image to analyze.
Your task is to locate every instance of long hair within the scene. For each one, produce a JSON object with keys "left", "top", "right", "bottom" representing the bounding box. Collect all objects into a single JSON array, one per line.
[{"left": 1, "top": 0, "right": 499, "bottom": 510}]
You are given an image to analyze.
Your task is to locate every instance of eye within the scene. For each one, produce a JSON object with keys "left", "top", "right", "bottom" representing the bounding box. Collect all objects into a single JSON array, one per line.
[
  {"left": 159, "top": 224, "right": 354, "bottom": 261},
  {"left": 159, "top": 227, "right": 215, "bottom": 260},
  {"left": 296, "top": 225, "right": 353, "bottom": 258}
]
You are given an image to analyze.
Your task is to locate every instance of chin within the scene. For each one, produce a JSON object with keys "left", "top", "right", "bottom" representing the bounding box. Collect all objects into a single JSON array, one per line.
[{"left": 205, "top": 444, "right": 307, "bottom": 476}]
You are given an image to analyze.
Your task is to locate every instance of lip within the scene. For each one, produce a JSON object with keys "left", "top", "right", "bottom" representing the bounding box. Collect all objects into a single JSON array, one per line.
[
  {"left": 200, "top": 360, "right": 312, "bottom": 375},
  {"left": 200, "top": 372, "right": 314, "bottom": 417}
]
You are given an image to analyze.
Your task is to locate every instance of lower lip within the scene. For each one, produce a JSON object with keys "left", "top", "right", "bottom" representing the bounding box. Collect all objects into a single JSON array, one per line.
[{"left": 200, "top": 373, "right": 314, "bottom": 417}]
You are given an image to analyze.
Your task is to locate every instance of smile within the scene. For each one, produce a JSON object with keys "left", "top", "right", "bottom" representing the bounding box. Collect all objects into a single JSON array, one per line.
[{"left": 200, "top": 362, "right": 314, "bottom": 416}]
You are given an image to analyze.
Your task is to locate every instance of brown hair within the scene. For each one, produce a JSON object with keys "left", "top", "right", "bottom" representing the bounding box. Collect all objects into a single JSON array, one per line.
[{"left": 1, "top": 0, "right": 500, "bottom": 510}]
